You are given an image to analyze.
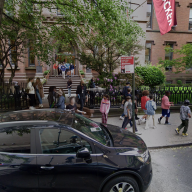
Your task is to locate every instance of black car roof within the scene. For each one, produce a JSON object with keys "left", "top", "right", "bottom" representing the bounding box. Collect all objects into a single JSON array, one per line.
[{"left": 0, "top": 109, "right": 74, "bottom": 128}]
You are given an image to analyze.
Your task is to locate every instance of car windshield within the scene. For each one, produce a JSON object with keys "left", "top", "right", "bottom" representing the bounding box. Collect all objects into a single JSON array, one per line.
[{"left": 0, "top": 109, "right": 111, "bottom": 146}]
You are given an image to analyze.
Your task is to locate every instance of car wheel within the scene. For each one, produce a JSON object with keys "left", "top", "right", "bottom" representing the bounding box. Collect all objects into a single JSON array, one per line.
[{"left": 102, "top": 176, "right": 139, "bottom": 192}]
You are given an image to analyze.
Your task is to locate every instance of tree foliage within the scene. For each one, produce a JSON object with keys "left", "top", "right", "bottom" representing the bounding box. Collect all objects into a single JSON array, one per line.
[
  {"left": 135, "top": 65, "right": 165, "bottom": 87},
  {"left": 159, "top": 43, "right": 192, "bottom": 73},
  {"left": 0, "top": 0, "right": 145, "bottom": 83}
]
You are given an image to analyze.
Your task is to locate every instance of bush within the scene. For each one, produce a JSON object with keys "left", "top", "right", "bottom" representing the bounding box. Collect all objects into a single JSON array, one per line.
[
  {"left": 79, "top": 70, "right": 85, "bottom": 75},
  {"left": 43, "top": 70, "right": 50, "bottom": 76},
  {"left": 135, "top": 65, "right": 165, "bottom": 87},
  {"left": 177, "top": 80, "right": 182, "bottom": 86}
]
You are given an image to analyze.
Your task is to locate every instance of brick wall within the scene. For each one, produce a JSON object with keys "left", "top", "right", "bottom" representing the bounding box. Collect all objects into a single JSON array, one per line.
[{"left": 146, "top": 0, "right": 192, "bottom": 84}]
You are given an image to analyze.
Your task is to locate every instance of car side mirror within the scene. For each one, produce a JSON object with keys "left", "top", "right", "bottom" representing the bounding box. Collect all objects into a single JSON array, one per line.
[{"left": 76, "top": 147, "right": 92, "bottom": 163}]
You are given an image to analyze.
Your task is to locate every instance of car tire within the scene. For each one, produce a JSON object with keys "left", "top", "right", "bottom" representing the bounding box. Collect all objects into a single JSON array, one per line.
[{"left": 102, "top": 176, "right": 139, "bottom": 192}]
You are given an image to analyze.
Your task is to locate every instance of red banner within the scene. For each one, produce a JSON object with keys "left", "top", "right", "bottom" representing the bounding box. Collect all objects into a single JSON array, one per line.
[{"left": 153, "top": 0, "right": 177, "bottom": 35}]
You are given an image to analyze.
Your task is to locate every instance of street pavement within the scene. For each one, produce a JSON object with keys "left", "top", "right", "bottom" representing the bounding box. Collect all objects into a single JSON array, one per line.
[
  {"left": 146, "top": 146, "right": 192, "bottom": 192},
  {"left": 91, "top": 113, "right": 192, "bottom": 148}
]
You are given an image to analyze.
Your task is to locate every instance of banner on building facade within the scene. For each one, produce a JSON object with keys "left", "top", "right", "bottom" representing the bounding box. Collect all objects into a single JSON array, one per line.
[
  {"left": 121, "top": 56, "right": 134, "bottom": 74},
  {"left": 153, "top": 0, "right": 177, "bottom": 35}
]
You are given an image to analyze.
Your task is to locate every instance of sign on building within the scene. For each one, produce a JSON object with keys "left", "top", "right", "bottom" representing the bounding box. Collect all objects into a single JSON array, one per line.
[{"left": 121, "top": 56, "right": 134, "bottom": 74}]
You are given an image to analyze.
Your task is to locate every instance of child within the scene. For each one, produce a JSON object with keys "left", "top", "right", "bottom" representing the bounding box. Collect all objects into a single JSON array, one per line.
[
  {"left": 100, "top": 94, "right": 110, "bottom": 124},
  {"left": 175, "top": 100, "right": 191, "bottom": 137},
  {"left": 158, "top": 91, "right": 174, "bottom": 125},
  {"left": 122, "top": 96, "right": 141, "bottom": 135},
  {"left": 138, "top": 90, "right": 150, "bottom": 125},
  {"left": 145, "top": 95, "right": 157, "bottom": 129}
]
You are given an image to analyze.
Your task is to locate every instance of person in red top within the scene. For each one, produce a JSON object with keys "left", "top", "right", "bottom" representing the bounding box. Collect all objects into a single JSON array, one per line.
[
  {"left": 138, "top": 90, "right": 150, "bottom": 125},
  {"left": 158, "top": 91, "right": 174, "bottom": 125},
  {"left": 53, "top": 61, "right": 59, "bottom": 77}
]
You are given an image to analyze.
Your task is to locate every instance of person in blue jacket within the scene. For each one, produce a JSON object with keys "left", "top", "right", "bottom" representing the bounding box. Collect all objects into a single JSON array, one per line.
[
  {"left": 61, "top": 63, "right": 66, "bottom": 79},
  {"left": 65, "top": 63, "right": 70, "bottom": 77},
  {"left": 55, "top": 89, "right": 65, "bottom": 110}
]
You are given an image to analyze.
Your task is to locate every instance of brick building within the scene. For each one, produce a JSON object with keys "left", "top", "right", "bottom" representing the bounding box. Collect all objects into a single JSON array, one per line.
[{"left": 146, "top": 0, "right": 192, "bottom": 84}]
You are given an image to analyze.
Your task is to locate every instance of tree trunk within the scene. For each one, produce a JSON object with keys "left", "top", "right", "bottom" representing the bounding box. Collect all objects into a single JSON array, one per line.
[{"left": 0, "top": 0, "right": 5, "bottom": 26}]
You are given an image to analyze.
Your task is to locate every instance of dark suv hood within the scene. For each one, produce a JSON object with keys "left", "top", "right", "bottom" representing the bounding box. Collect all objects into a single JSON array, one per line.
[{"left": 101, "top": 123, "right": 147, "bottom": 152}]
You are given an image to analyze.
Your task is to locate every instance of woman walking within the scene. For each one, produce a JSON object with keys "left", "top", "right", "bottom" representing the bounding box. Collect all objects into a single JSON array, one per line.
[
  {"left": 67, "top": 78, "right": 72, "bottom": 98},
  {"left": 35, "top": 78, "right": 44, "bottom": 108},
  {"left": 27, "top": 77, "right": 35, "bottom": 110}
]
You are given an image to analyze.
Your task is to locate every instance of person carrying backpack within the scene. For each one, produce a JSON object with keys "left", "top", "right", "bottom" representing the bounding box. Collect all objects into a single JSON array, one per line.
[{"left": 145, "top": 95, "right": 157, "bottom": 129}]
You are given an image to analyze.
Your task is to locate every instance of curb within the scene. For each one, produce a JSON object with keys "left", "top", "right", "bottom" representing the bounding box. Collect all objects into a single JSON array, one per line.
[{"left": 148, "top": 142, "right": 192, "bottom": 150}]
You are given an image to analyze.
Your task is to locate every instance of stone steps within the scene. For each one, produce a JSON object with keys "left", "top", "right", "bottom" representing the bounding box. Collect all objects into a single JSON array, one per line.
[{"left": 44, "top": 75, "right": 81, "bottom": 95}]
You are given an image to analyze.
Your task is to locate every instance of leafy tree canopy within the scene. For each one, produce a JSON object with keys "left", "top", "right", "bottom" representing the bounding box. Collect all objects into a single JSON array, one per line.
[
  {"left": 135, "top": 65, "right": 165, "bottom": 87},
  {"left": 159, "top": 43, "right": 192, "bottom": 73}
]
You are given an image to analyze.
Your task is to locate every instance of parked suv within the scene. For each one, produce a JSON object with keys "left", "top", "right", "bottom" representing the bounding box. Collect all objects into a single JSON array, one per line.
[{"left": 0, "top": 109, "right": 152, "bottom": 192}]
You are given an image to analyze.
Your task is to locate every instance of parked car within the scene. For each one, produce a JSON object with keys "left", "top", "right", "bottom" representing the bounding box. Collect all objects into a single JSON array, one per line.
[{"left": 0, "top": 109, "right": 152, "bottom": 192}]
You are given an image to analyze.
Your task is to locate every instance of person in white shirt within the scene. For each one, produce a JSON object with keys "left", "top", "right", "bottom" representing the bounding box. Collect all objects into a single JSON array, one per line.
[{"left": 27, "top": 77, "right": 35, "bottom": 110}]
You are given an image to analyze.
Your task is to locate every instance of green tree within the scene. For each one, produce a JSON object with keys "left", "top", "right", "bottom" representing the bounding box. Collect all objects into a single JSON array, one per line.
[
  {"left": 159, "top": 43, "right": 192, "bottom": 73},
  {"left": 0, "top": 0, "right": 56, "bottom": 84},
  {"left": 0, "top": 0, "right": 5, "bottom": 25},
  {"left": 135, "top": 65, "right": 165, "bottom": 87}
]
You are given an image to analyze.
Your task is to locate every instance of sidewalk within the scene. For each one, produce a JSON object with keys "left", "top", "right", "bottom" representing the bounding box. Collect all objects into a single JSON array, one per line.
[{"left": 91, "top": 114, "right": 192, "bottom": 148}]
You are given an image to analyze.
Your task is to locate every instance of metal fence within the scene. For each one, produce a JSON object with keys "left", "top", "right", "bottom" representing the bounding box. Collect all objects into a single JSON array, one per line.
[
  {"left": 0, "top": 82, "right": 29, "bottom": 112},
  {"left": 85, "top": 86, "right": 192, "bottom": 108}
]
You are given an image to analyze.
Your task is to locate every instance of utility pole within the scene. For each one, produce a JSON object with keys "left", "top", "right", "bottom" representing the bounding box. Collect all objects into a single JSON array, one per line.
[{"left": 0, "top": 0, "right": 5, "bottom": 26}]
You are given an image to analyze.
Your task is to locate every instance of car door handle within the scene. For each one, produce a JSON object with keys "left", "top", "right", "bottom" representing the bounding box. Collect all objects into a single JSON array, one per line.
[{"left": 40, "top": 166, "right": 54, "bottom": 170}]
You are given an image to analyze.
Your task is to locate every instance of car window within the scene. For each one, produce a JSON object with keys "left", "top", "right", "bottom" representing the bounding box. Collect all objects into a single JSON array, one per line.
[
  {"left": 71, "top": 114, "right": 111, "bottom": 146},
  {"left": 39, "top": 128, "right": 92, "bottom": 154},
  {"left": 0, "top": 126, "right": 31, "bottom": 153}
]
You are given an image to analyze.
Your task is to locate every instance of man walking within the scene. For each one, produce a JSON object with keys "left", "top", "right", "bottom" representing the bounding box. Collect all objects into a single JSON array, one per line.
[
  {"left": 158, "top": 91, "right": 174, "bottom": 125},
  {"left": 76, "top": 80, "right": 87, "bottom": 111}
]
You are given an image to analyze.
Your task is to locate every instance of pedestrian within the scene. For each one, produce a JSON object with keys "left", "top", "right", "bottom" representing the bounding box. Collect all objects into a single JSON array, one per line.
[
  {"left": 134, "top": 96, "right": 139, "bottom": 120},
  {"left": 89, "top": 77, "right": 95, "bottom": 106},
  {"left": 120, "top": 87, "right": 132, "bottom": 120},
  {"left": 53, "top": 61, "right": 59, "bottom": 77},
  {"left": 122, "top": 96, "right": 141, "bottom": 135},
  {"left": 70, "top": 63, "right": 75, "bottom": 76},
  {"left": 48, "top": 86, "right": 57, "bottom": 108},
  {"left": 138, "top": 90, "right": 150, "bottom": 125},
  {"left": 61, "top": 62, "right": 66, "bottom": 79},
  {"left": 66, "top": 97, "right": 86, "bottom": 114},
  {"left": 158, "top": 91, "right": 174, "bottom": 125},
  {"left": 76, "top": 80, "right": 87, "bottom": 111},
  {"left": 55, "top": 89, "right": 65, "bottom": 110},
  {"left": 65, "top": 62, "right": 70, "bottom": 77},
  {"left": 27, "top": 77, "right": 35, "bottom": 110},
  {"left": 100, "top": 94, "right": 110, "bottom": 124},
  {"left": 35, "top": 78, "right": 44, "bottom": 108},
  {"left": 67, "top": 78, "right": 72, "bottom": 98},
  {"left": 58, "top": 62, "right": 62, "bottom": 76},
  {"left": 145, "top": 95, "right": 157, "bottom": 129},
  {"left": 120, "top": 82, "right": 131, "bottom": 108},
  {"left": 175, "top": 100, "right": 191, "bottom": 137}
]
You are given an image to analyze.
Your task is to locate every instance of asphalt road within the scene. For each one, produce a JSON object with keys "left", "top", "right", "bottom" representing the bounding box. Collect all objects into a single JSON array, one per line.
[{"left": 146, "top": 146, "right": 192, "bottom": 192}]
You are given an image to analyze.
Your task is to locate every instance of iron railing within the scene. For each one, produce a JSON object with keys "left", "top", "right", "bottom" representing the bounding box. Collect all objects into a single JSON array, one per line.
[
  {"left": 0, "top": 82, "right": 29, "bottom": 112},
  {"left": 85, "top": 86, "right": 192, "bottom": 108}
]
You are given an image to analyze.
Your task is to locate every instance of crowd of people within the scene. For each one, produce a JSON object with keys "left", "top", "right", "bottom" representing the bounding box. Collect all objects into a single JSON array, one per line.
[
  {"left": 27, "top": 75, "right": 191, "bottom": 137},
  {"left": 118, "top": 82, "right": 191, "bottom": 137},
  {"left": 53, "top": 61, "right": 75, "bottom": 78}
]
